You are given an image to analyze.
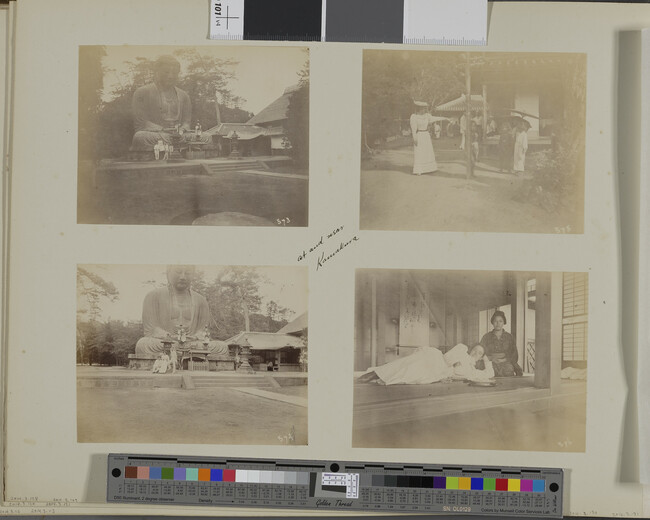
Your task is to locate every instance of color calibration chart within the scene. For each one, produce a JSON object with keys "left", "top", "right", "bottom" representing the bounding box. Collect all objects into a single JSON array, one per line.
[
  {"left": 209, "top": 0, "right": 487, "bottom": 46},
  {"left": 107, "top": 454, "right": 563, "bottom": 516}
]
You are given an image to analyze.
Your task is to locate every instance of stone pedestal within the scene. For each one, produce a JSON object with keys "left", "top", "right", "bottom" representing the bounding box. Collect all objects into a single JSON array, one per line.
[
  {"left": 128, "top": 353, "right": 236, "bottom": 371},
  {"left": 127, "top": 354, "right": 158, "bottom": 370}
]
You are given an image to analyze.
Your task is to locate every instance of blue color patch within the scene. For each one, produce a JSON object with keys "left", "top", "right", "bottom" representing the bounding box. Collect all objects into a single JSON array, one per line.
[
  {"left": 211, "top": 468, "right": 223, "bottom": 482},
  {"left": 533, "top": 480, "right": 545, "bottom": 492},
  {"left": 149, "top": 467, "right": 162, "bottom": 480},
  {"left": 471, "top": 478, "right": 483, "bottom": 490}
]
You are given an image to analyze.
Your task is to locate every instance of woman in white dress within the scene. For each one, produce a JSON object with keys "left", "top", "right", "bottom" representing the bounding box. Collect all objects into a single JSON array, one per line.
[
  {"left": 357, "top": 343, "right": 494, "bottom": 386},
  {"left": 513, "top": 119, "right": 530, "bottom": 174},
  {"left": 409, "top": 101, "right": 442, "bottom": 175}
]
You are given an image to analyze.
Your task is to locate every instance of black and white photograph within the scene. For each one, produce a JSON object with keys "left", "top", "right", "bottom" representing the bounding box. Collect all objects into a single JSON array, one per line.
[
  {"left": 353, "top": 269, "right": 588, "bottom": 452},
  {"left": 77, "top": 45, "right": 309, "bottom": 226},
  {"left": 76, "top": 264, "right": 308, "bottom": 444},
  {"left": 360, "top": 50, "right": 586, "bottom": 234}
]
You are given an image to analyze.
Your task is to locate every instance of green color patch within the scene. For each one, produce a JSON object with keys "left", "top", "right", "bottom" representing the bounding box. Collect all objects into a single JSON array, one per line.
[
  {"left": 446, "top": 477, "right": 459, "bottom": 490},
  {"left": 161, "top": 467, "right": 174, "bottom": 480},
  {"left": 484, "top": 478, "right": 496, "bottom": 491}
]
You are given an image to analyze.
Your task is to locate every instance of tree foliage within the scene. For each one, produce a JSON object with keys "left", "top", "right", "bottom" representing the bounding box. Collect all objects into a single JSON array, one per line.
[
  {"left": 78, "top": 46, "right": 107, "bottom": 162},
  {"left": 77, "top": 266, "right": 119, "bottom": 320},
  {"left": 192, "top": 267, "right": 293, "bottom": 340},
  {"left": 82, "top": 49, "right": 253, "bottom": 159},
  {"left": 362, "top": 51, "right": 464, "bottom": 148},
  {"left": 77, "top": 319, "right": 142, "bottom": 366},
  {"left": 76, "top": 266, "right": 295, "bottom": 365},
  {"left": 283, "top": 59, "right": 309, "bottom": 169},
  {"left": 520, "top": 54, "right": 587, "bottom": 214}
]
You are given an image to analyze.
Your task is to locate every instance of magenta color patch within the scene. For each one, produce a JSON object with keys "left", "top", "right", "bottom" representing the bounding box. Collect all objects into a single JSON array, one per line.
[{"left": 520, "top": 479, "right": 533, "bottom": 492}]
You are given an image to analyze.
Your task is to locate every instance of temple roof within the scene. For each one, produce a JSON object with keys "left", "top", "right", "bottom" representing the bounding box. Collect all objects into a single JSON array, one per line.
[
  {"left": 226, "top": 331, "right": 304, "bottom": 350},
  {"left": 277, "top": 312, "right": 308, "bottom": 335},
  {"left": 434, "top": 94, "right": 485, "bottom": 113},
  {"left": 247, "top": 84, "right": 300, "bottom": 126},
  {"left": 208, "top": 123, "right": 267, "bottom": 140}
]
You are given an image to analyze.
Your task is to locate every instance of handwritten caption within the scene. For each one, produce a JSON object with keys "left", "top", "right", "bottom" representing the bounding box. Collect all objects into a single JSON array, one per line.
[{"left": 297, "top": 225, "right": 360, "bottom": 271}]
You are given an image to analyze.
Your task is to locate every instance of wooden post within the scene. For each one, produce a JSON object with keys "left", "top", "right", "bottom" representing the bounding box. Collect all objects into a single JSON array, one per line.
[
  {"left": 482, "top": 84, "right": 488, "bottom": 136},
  {"left": 534, "top": 272, "right": 563, "bottom": 391},
  {"left": 465, "top": 53, "right": 473, "bottom": 179},
  {"left": 376, "top": 280, "right": 388, "bottom": 366},
  {"left": 370, "top": 275, "right": 378, "bottom": 367},
  {"left": 513, "top": 275, "right": 526, "bottom": 368}
]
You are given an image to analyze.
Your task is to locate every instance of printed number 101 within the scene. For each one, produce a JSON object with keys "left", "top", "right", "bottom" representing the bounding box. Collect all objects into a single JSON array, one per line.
[{"left": 214, "top": 2, "right": 222, "bottom": 25}]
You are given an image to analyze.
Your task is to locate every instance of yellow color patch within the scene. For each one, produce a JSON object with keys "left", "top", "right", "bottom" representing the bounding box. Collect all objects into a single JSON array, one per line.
[{"left": 508, "top": 479, "right": 520, "bottom": 492}]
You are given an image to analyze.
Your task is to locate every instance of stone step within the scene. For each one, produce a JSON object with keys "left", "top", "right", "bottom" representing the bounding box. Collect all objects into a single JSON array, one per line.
[
  {"left": 192, "top": 376, "right": 268, "bottom": 379},
  {"left": 193, "top": 380, "right": 275, "bottom": 388},
  {"left": 192, "top": 376, "right": 267, "bottom": 382},
  {"left": 194, "top": 380, "right": 275, "bottom": 388},
  {"left": 191, "top": 373, "right": 277, "bottom": 389},
  {"left": 201, "top": 161, "right": 266, "bottom": 174},
  {"left": 77, "top": 376, "right": 182, "bottom": 389}
]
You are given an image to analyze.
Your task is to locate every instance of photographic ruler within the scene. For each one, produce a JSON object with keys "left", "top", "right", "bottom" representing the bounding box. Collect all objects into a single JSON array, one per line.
[{"left": 107, "top": 454, "right": 563, "bottom": 516}]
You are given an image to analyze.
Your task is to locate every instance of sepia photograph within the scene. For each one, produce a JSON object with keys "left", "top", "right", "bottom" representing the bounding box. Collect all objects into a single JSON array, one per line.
[
  {"left": 353, "top": 269, "right": 588, "bottom": 452},
  {"left": 77, "top": 45, "right": 309, "bottom": 226},
  {"left": 76, "top": 264, "right": 308, "bottom": 444},
  {"left": 360, "top": 50, "right": 586, "bottom": 234}
]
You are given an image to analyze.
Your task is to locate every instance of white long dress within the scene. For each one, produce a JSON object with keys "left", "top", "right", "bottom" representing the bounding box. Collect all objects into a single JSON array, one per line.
[
  {"left": 513, "top": 130, "right": 528, "bottom": 172},
  {"left": 410, "top": 113, "right": 438, "bottom": 175},
  {"left": 362, "top": 344, "right": 493, "bottom": 385}
]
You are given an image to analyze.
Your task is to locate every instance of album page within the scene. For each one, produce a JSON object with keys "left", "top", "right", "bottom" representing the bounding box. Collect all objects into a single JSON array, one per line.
[
  {"left": 3, "top": 0, "right": 649, "bottom": 516},
  {"left": 638, "top": 28, "right": 650, "bottom": 487}
]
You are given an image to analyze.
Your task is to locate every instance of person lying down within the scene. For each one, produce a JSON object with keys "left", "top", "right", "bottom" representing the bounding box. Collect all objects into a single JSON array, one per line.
[{"left": 358, "top": 344, "right": 494, "bottom": 386}]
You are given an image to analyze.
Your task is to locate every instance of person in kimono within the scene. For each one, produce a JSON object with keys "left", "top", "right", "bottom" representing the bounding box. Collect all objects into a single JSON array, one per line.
[
  {"left": 513, "top": 119, "right": 530, "bottom": 174},
  {"left": 479, "top": 310, "right": 523, "bottom": 377},
  {"left": 498, "top": 120, "right": 515, "bottom": 173}
]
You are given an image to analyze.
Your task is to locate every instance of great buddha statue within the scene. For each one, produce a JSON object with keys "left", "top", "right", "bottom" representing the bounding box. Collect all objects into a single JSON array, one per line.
[
  {"left": 130, "top": 55, "right": 212, "bottom": 152},
  {"left": 135, "top": 265, "right": 229, "bottom": 358}
]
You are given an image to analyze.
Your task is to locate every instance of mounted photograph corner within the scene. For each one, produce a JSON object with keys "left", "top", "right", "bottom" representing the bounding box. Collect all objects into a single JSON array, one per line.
[
  {"left": 353, "top": 269, "right": 588, "bottom": 452},
  {"left": 77, "top": 45, "right": 309, "bottom": 226},
  {"left": 76, "top": 264, "right": 308, "bottom": 444},
  {"left": 360, "top": 50, "right": 586, "bottom": 234}
]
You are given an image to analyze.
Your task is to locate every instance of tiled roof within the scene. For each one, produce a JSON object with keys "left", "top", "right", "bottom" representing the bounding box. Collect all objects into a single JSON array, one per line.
[
  {"left": 207, "top": 123, "right": 267, "bottom": 140},
  {"left": 277, "top": 312, "right": 307, "bottom": 335},
  {"left": 434, "top": 94, "right": 485, "bottom": 113},
  {"left": 247, "top": 84, "right": 300, "bottom": 125}
]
